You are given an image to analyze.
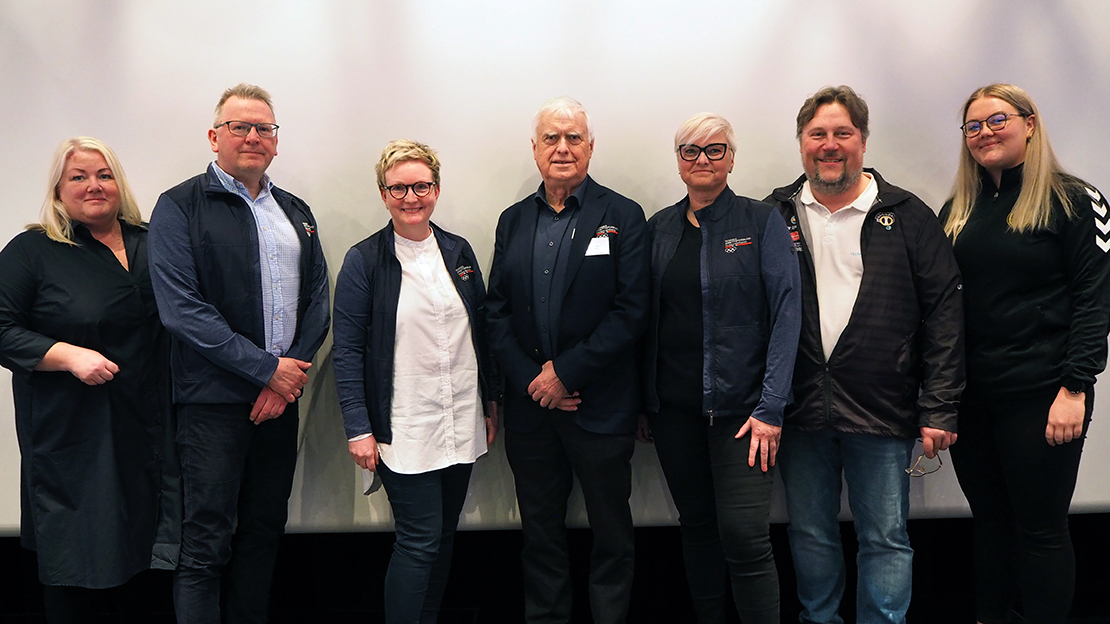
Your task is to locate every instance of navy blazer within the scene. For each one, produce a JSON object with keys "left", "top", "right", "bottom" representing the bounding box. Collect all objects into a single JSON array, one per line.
[{"left": 486, "top": 176, "right": 650, "bottom": 435}]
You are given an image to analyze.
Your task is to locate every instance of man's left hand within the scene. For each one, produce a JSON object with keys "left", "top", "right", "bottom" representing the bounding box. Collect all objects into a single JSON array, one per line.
[
  {"left": 528, "top": 360, "right": 572, "bottom": 409},
  {"left": 920, "top": 426, "right": 957, "bottom": 459},
  {"left": 736, "top": 416, "right": 781, "bottom": 472}
]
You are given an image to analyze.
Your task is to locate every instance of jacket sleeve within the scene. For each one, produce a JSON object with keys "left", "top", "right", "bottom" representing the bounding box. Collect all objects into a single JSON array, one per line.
[
  {"left": 750, "top": 209, "right": 802, "bottom": 427},
  {"left": 1059, "top": 183, "right": 1110, "bottom": 389},
  {"left": 461, "top": 241, "right": 502, "bottom": 407},
  {"left": 332, "top": 246, "right": 374, "bottom": 439},
  {"left": 551, "top": 203, "right": 651, "bottom": 393},
  {"left": 909, "top": 204, "right": 965, "bottom": 432},
  {"left": 0, "top": 235, "right": 56, "bottom": 373},
  {"left": 148, "top": 193, "right": 279, "bottom": 387},
  {"left": 285, "top": 207, "right": 331, "bottom": 363},
  {"left": 485, "top": 208, "right": 544, "bottom": 397}
]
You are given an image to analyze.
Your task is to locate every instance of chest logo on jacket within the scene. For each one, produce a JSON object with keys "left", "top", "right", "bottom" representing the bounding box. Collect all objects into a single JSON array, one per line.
[
  {"left": 875, "top": 212, "right": 896, "bottom": 231},
  {"left": 595, "top": 224, "right": 619, "bottom": 237},
  {"left": 724, "top": 237, "right": 752, "bottom": 253},
  {"left": 301, "top": 222, "right": 315, "bottom": 237},
  {"left": 455, "top": 265, "right": 474, "bottom": 281}
]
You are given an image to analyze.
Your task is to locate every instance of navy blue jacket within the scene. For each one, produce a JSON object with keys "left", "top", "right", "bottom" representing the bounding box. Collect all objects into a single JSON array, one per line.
[
  {"left": 486, "top": 177, "right": 651, "bottom": 435},
  {"left": 331, "top": 222, "right": 499, "bottom": 443},
  {"left": 149, "top": 165, "right": 331, "bottom": 405},
  {"left": 643, "top": 187, "right": 801, "bottom": 426}
]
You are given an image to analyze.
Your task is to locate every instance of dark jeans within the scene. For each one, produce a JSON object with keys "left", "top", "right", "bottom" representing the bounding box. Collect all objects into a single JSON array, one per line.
[
  {"left": 950, "top": 389, "right": 1092, "bottom": 624},
  {"left": 173, "top": 402, "right": 299, "bottom": 624},
  {"left": 505, "top": 414, "right": 636, "bottom": 624},
  {"left": 377, "top": 461, "right": 474, "bottom": 624},
  {"left": 649, "top": 408, "right": 779, "bottom": 624}
]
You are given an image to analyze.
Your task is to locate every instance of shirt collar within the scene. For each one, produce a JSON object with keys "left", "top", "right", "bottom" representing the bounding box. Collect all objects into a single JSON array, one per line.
[
  {"left": 211, "top": 161, "right": 274, "bottom": 199},
  {"left": 799, "top": 172, "right": 876, "bottom": 214},
  {"left": 533, "top": 177, "right": 589, "bottom": 212}
]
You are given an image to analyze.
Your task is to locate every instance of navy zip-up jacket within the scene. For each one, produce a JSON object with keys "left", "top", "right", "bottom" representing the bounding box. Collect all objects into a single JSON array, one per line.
[
  {"left": 331, "top": 222, "right": 500, "bottom": 443},
  {"left": 149, "top": 165, "right": 331, "bottom": 405},
  {"left": 642, "top": 187, "right": 802, "bottom": 426}
]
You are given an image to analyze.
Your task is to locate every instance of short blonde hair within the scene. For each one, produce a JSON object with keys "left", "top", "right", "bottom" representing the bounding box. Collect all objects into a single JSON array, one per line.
[
  {"left": 213, "top": 83, "right": 274, "bottom": 126},
  {"left": 32, "top": 137, "right": 142, "bottom": 245},
  {"left": 674, "top": 113, "right": 736, "bottom": 152},
  {"left": 375, "top": 139, "right": 441, "bottom": 189}
]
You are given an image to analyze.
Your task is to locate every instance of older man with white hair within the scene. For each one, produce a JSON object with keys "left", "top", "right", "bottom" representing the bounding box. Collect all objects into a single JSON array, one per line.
[{"left": 486, "top": 96, "right": 650, "bottom": 624}]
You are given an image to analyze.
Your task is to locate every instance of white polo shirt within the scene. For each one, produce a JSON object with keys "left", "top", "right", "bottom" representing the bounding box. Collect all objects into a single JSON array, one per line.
[{"left": 795, "top": 173, "right": 878, "bottom": 360}]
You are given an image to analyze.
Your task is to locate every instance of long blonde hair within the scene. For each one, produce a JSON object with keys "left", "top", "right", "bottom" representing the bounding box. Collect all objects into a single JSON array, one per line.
[
  {"left": 31, "top": 137, "right": 143, "bottom": 245},
  {"left": 944, "top": 84, "right": 1072, "bottom": 240}
]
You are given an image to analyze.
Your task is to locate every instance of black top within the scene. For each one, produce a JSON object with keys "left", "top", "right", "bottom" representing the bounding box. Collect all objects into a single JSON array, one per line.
[
  {"left": 0, "top": 222, "right": 177, "bottom": 587},
  {"left": 656, "top": 214, "right": 703, "bottom": 412},
  {"left": 949, "top": 165, "right": 1110, "bottom": 398},
  {"left": 531, "top": 181, "right": 585, "bottom": 360}
]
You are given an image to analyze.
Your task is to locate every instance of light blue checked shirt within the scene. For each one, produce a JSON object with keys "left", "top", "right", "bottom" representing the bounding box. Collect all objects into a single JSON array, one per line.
[{"left": 212, "top": 162, "right": 301, "bottom": 356}]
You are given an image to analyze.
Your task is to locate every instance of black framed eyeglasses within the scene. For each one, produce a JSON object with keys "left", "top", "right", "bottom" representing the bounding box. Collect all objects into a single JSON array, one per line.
[
  {"left": 215, "top": 121, "right": 280, "bottom": 138},
  {"left": 677, "top": 143, "right": 729, "bottom": 161},
  {"left": 960, "top": 113, "right": 1025, "bottom": 138},
  {"left": 385, "top": 181, "right": 436, "bottom": 199}
]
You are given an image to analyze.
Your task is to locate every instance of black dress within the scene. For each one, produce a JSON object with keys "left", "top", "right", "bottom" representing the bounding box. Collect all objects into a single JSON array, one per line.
[{"left": 0, "top": 221, "right": 179, "bottom": 588}]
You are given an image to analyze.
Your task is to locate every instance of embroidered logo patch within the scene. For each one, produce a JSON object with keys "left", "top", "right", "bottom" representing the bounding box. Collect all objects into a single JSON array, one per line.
[
  {"left": 874, "top": 212, "right": 895, "bottom": 230},
  {"left": 595, "top": 224, "right": 619, "bottom": 237},
  {"left": 302, "top": 222, "right": 316, "bottom": 237},
  {"left": 455, "top": 265, "right": 474, "bottom": 281},
  {"left": 724, "top": 237, "right": 752, "bottom": 253}
]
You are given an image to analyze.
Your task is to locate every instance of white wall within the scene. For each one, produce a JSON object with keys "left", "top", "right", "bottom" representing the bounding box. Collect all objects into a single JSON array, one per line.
[{"left": 2, "top": 0, "right": 1109, "bottom": 533}]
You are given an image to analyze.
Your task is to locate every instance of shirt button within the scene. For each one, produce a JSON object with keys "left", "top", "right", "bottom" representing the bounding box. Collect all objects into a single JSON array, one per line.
[
  {"left": 544, "top": 269, "right": 550, "bottom": 275},
  {"left": 554, "top": 216, "right": 560, "bottom": 221},
  {"left": 541, "top": 297, "right": 547, "bottom": 302},
  {"left": 548, "top": 241, "right": 554, "bottom": 247}
]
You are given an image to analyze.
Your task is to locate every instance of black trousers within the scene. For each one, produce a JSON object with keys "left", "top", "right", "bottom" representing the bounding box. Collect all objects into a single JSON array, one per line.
[
  {"left": 505, "top": 414, "right": 636, "bottom": 624},
  {"left": 173, "top": 401, "right": 300, "bottom": 624},
  {"left": 649, "top": 408, "right": 779, "bottom": 624},
  {"left": 950, "top": 389, "right": 1092, "bottom": 624}
]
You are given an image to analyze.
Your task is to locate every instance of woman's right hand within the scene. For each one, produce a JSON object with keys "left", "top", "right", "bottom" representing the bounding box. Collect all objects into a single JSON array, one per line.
[
  {"left": 635, "top": 414, "right": 653, "bottom": 444},
  {"left": 37, "top": 342, "right": 119, "bottom": 385},
  {"left": 349, "top": 435, "right": 379, "bottom": 471}
]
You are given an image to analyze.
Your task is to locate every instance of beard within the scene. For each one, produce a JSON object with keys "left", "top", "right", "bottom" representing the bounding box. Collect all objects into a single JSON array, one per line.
[{"left": 806, "top": 159, "right": 862, "bottom": 197}]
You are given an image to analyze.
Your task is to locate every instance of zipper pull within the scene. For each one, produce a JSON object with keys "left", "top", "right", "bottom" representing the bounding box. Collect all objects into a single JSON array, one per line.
[{"left": 708, "top": 409, "right": 714, "bottom": 426}]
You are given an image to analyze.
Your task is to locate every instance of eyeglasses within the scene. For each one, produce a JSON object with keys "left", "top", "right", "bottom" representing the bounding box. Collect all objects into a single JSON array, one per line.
[
  {"left": 905, "top": 446, "right": 943, "bottom": 477},
  {"left": 215, "top": 121, "right": 280, "bottom": 138},
  {"left": 960, "top": 113, "right": 1025, "bottom": 138},
  {"left": 677, "top": 143, "right": 729, "bottom": 161},
  {"left": 384, "top": 181, "right": 436, "bottom": 199},
  {"left": 539, "top": 132, "right": 586, "bottom": 146}
]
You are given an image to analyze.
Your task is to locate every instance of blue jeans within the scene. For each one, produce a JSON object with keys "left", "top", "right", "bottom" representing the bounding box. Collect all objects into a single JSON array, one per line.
[
  {"left": 778, "top": 429, "right": 915, "bottom": 624},
  {"left": 377, "top": 461, "right": 474, "bottom": 624}
]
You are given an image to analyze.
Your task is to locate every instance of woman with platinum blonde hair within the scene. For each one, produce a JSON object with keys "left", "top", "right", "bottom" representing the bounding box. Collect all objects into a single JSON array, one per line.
[
  {"left": 332, "top": 139, "right": 499, "bottom": 624},
  {"left": 638, "top": 113, "right": 801, "bottom": 624},
  {"left": 0, "top": 137, "right": 178, "bottom": 623},
  {"left": 942, "top": 84, "right": 1110, "bottom": 624}
]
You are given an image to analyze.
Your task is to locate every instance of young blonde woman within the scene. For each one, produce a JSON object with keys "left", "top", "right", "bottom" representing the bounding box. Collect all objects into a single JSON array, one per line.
[{"left": 943, "top": 84, "right": 1110, "bottom": 624}]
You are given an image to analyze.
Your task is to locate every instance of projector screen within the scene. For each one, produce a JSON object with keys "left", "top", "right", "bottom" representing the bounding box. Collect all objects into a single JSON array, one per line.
[{"left": 2, "top": 0, "right": 1109, "bottom": 533}]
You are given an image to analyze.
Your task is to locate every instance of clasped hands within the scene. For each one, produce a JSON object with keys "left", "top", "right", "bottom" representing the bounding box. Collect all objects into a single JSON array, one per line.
[
  {"left": 251, "top": 357, "right": 312, "bottom": 424},
  {"left": 527, "top": 361, "right": 581, "bottom": 411}
]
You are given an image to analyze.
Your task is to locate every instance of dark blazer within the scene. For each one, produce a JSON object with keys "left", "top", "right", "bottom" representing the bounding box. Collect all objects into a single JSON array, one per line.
[{"left": 486, "top": 176, "right": 650, "bottom": 435}]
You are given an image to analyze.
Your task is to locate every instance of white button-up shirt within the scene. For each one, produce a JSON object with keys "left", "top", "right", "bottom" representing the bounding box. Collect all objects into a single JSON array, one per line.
[
  {"left": 796, "top": 173, "right": 878, "bottom": 361},
  {"left": 378, "top": 232, "right": 485, "bottom": 474}
]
